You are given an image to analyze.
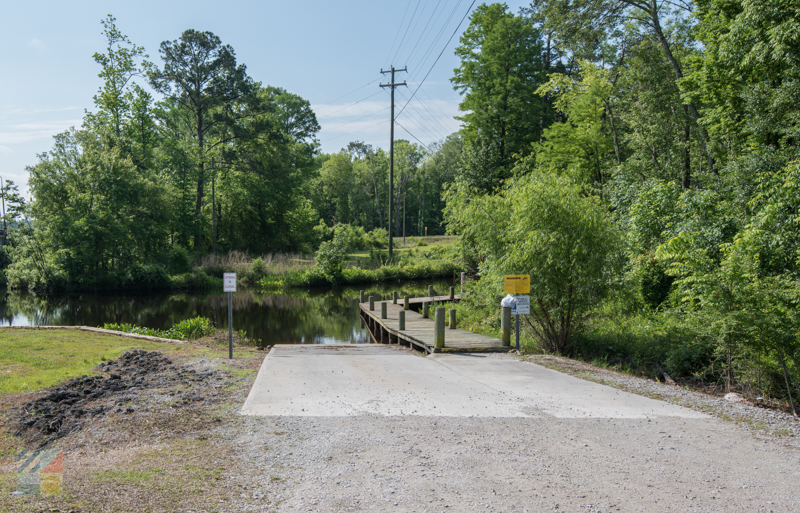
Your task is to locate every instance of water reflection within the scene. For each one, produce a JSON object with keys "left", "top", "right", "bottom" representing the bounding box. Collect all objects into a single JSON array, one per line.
[{"left": 0, "top": 280, "right": 455, "bottom": 346}]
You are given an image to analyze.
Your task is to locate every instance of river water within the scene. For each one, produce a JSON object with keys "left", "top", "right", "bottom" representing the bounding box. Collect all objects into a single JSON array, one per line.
[{"left": 0, "top": 280, "right": 456, "bottom": 346}]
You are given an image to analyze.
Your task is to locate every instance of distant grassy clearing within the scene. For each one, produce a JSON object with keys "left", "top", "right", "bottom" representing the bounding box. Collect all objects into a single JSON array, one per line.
[
  {"left": 0, "top": 330, "right": 190, "bottom": 393},
  {"left": 349, "top": 235, "right": 459, "bottom": 260}
]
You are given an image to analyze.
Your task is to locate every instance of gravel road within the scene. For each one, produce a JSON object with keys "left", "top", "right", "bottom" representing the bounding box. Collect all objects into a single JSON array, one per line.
[{"left": 221, "top": 348, "right": 800, "bottom": 513}]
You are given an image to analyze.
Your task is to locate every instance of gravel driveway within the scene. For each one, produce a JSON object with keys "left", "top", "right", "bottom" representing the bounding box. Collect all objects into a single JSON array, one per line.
[{"left": 225, "top": 346, "right": 800, "bottom": 512}]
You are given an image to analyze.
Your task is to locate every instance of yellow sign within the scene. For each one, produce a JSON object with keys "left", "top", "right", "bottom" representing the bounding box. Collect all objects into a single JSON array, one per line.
[{"left": 504, "top": 275, "right": 530, "bottom": 294}]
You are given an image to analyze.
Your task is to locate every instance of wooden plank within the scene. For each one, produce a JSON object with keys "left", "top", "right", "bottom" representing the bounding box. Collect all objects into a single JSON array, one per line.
[{"left": 359, "top": 299, "right": 509, "bottom": 353}]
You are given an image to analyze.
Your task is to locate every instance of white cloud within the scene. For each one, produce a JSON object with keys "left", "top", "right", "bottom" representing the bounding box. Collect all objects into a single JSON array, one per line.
[
  {"left": 0, "top": 120, "right": 81, "bottom": 145},
  {"left": 313, "top": 101, "right": 387, "bottom": 120},
  {"left": 28, "top": 38, "right": 46, "bottom": 50}
]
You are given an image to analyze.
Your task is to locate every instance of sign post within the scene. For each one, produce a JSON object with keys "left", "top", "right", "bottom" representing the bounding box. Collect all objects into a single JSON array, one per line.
[
  {"left": 505, "top": 275, "right": 530, "bottom": 352},
  {"left": 223, "top": 273, "right": 236, "bottom": 359}
]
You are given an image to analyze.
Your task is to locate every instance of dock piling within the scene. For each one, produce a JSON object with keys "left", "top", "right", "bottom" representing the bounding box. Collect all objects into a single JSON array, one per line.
[
  {"left": 449, "top": 286, "right": 455, "bottom": 300},
  {"left": 399, "top": 311, "right": 406, "bottom": 330},
  {"left": 381, "top": 302, "right": 388, "bottom": 319},
  {"left": 428, "top": 285, "right": 434, "bottom": 298},
  {"left": 423, "top": 301, "right": 430, "bottom": 319},
  {"left": 403, "top": 295, "right": 409, "bottom": 310},
  {"left": 501, "top": 306, "right": 511, "bottom": 346},
  {"left": 360, "top": 290, "right": 365, "bottom": 302},
  {"left": 392, "top": 291, "right": 398, "bottom": 304},
  {"left": 369, "top": 296, "right": 375, "bottom": 311},
  {"left": 434, "top": 307, "right": 445, "bottom": 348},
  {"left": 449, "top": 309, "right": 456, "bottom": 329}
]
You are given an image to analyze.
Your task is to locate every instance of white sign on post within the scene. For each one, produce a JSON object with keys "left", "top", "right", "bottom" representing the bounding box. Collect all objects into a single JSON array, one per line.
[
  {"left": 512, "top": 295, "right": 530, "bottom": 315},
  {"left": 223, "top": 273, "right": 237, "bottom": 292}
]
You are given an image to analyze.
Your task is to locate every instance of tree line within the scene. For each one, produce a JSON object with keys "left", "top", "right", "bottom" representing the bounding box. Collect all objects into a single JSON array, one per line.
[
  {"left": 0, "top": 16, "right": 460, "bottom": 292},
  {"left": 447, "top": 1, "right": 800, "bottom": 406}
]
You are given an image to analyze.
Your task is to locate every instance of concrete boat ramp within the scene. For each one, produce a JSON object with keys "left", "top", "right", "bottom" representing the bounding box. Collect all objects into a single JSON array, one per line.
[{"left": 241, "top": 344, "right": 706, "bottom": 419}]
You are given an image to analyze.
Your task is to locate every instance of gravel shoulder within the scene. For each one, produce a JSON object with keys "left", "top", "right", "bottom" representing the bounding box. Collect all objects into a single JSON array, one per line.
[{"left": 2, "top": 345, "right": 800, "bottom": 512}]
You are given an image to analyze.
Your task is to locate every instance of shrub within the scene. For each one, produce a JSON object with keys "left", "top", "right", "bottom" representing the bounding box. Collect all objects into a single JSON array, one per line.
[{"left": 167, "top": 246, "right": 192, "bottom": 274}]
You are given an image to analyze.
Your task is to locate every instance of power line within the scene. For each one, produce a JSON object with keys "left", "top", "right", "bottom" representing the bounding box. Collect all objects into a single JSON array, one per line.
[
  {"left": 397, "top": 0, "right": 476, "bottom": 119},
  {"left": 323, "top": 78, "right": 382, "bottom": 107},
  {"left": 396, "top": 121, "right": 436, "bottom": 152},
  {"left": 316, "top": 90, "right": 383, "bottom": 120},
  {"left": 406, "top": 0, "right": 465, "bottom": 79},
  {"left": 396, "top": 89, "right": 456, "bottom": 138},
  {"left": 392, "top": 0, "right": 426, "bottom": 66},
  {"left": 402, "top": 0, "right": 445, "bottom": 68},
  {"left": 384, "top": 0, "right": 414, "bottom": 67}
]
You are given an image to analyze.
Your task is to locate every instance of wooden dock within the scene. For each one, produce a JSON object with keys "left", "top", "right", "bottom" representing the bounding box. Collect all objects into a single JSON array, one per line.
[{"left": 359, "top": 297, "right": 510, "bottom": 354}]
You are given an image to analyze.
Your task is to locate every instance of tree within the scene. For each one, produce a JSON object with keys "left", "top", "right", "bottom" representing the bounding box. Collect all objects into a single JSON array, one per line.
[
  {"left": 90, "top": 15, "right": 152, "bottom": 139},
  {"left": 682, "top": 0, "right": 800, "bottom": 161},
  {"left": 445, "top": 167, "right": 619, "bottom": 352},
  {"left": 149, "top": 30, "right": 254, "bottom": 249},
  {"left": 530, "top": 0, "right": 717, "bottom": 172},
  {"left": 452, "top": 3, "right": 548, "bottom": 188},
  {"left": 536, "top": 61, "right": 615, "bottom": 188}
]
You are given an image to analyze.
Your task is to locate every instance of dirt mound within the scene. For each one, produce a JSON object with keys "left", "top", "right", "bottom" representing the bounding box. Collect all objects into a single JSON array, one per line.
[{"left": 15, "top": 349, "right": 223, "bottom": 447}]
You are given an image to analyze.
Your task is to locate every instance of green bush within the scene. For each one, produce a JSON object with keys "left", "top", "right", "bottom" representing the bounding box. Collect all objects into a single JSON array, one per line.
[
  {"left": 167, "top": 246, "right": 192, "bottom": 274},
  {"left": 171, "top": 316, "right": 215, "bottom": 340},
  {"left": 103, "top": 316, "right": 215, "bottom": 341}
]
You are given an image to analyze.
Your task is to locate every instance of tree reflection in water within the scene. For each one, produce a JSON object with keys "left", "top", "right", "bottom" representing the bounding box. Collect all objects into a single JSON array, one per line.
[{"left": 0, "top": 280, "right": 454, "bottom": 346}]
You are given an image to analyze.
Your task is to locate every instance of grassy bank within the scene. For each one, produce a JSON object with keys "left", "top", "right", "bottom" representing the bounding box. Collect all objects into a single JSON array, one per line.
[
  {"left": 0, "top": 329, "right": 265, "bottom": 511},
  {"left": 0, "top": 330, "right": 191, "bottom": 394}
]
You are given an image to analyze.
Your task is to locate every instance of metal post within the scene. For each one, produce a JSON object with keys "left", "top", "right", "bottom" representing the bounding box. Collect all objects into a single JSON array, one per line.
[
  {"left": 516, "top": 314, "right": 520, "bottom": 352},
  {"left": 399, "top": 311, "right": 406, "bottom": 330},
  {"left": 434, "top": 307, "right": 445, "bottom": 348},
  {"left": 228, "top": 291, "right": 233, "bottom": 359}
]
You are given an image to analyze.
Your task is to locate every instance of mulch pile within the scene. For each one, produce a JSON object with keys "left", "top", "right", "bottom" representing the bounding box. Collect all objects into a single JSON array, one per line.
[{"left": 14, "top": 349, "right": 224, "bottom": 447}]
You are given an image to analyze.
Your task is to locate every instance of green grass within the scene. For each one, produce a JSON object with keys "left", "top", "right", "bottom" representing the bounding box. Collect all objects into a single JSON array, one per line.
[
  {"left": 349, "top": 235, "right": 459, "bottom": 262},
  {"left": 0, "top": 330, "right": 188, "bottom": 393}
]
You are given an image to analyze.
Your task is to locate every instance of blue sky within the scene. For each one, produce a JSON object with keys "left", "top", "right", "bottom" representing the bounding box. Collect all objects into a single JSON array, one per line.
[{"left": 0, "top": 0, "right": 528, "bottom": 194}]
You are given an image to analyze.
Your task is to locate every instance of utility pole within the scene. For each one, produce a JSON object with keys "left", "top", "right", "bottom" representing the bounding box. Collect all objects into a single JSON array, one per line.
[
  {"left": 211, "top": 158, "right": 216, "bottom": 255},
  {"left": 380, "top": 66, "right": 406, "bottom": 261},
  {"left": 0, "top": 177, "right": 5, "bottom": 248}
]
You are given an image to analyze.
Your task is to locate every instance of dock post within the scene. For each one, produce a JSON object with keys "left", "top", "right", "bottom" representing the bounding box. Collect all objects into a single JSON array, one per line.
[
  {"left": 369, "top": 296, "right": 375, "bottom": 311},
  {"left": 449, "top": 286, "right": 455, "bottom": 300},
  {"left": 392, "top": 291, "right": 398, "bottom": 304},
  {"left": 449, "top": 309, "right": 456, "bottom": 329},
  {"left": 422, "top": 302, "right": 430, "bottom": 318},
  {"left": 434, "top": 307, "right": 445, "bottom": 348},
  {"left": 399, "top": 311, "right": 405, "bottom": 330},
  {"left": 403, "top": 295, "right": 409, "bottom": 310},
  {"left": 501, "top": 306, "right": 511, "bottom": 346},
  {"left": 428, "top": 285, "right": 434, "bottom": 298},
  {"left": 381, "top": 302, "right": 388, "bottom": 319},
  {"left": 360, "top": 290, "right": 365, "bottom": 302}
]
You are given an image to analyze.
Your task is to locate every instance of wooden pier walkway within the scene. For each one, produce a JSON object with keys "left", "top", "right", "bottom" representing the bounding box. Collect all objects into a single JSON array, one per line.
[{"left": 359, "top": 296, "right": 510, "bottom": 354}]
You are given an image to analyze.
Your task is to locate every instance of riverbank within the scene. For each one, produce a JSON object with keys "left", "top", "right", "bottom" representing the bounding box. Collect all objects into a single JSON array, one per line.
[{"left": 0, "top": 330, "right": 269, "bottom": 512}]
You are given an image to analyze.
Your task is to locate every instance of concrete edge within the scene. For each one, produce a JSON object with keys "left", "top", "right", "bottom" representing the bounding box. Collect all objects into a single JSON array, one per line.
[{"left": 0, "top": 325, "right": 184, "bottom": 344}]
